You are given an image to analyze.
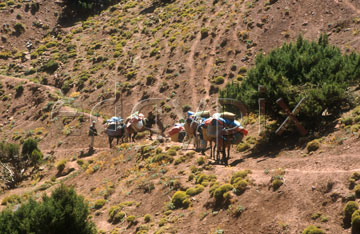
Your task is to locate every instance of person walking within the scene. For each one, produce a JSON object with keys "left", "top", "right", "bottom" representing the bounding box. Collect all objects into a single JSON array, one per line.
[{"left": 89, "top": 121, "right": 97, "bottom": 152}]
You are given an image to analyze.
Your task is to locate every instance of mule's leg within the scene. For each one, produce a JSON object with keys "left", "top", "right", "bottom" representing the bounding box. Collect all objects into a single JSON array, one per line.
[
  {"left": 148, "top": 130, "right": 153, "bottom": 140},
  {"left": 116, "top": 137, "right": 119, "bottom": 145},
  {"left": 132, "top": 132, "right": 137, "bottom": 142},
  {"left": 108, "top": 136, "right": 113, "bottom": 148}
]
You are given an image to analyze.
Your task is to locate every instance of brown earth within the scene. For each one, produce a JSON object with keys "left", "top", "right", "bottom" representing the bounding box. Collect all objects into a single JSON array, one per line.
[{"left": 1, "top": 0, "right": 360, "bottom": 233}]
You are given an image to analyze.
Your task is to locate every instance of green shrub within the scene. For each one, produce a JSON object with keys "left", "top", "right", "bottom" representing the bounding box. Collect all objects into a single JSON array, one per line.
[
  {"left": 233, "top": 179, "right": 248, "bottom": 195},
  {"left": 306, "top": 139, "right": 320, "bottom": 153},
  {"left": 230, "top": 170, "right": 250, "bottom": 184},
  {"left": 344, "top": 201, "right": 359, "bottom": 227},
  {"left": 22, "top": 138, "right": 38, "bottom": 156},
  {"left": 30, "top": 149, "right": 43, "bottom": 165},
  {"left": 220, "top": 34, "right": 360, "bottom": 129},
  {"left": 158, "top": 218, "right": 166, "bottom": 227},
  {"left": 342, "top": 117, "right": 354, "bottom": 126},
  {"left": 186, "top": 185, "right": 204, "bottom": 196},
  {"left": 352, "top": 172, "right": 360, "bottom": 181},
  {"left": 1, "top": 194, "right": 21, "bottom": 206},
  {"left": 151, "top": 153, "right": 174, "bottom": 164},
  {"left": 195, "top": 174, "right": 208, "bottom": 185},
  {"left": 171, "top": 191, "right": 190, "bottom": 209},
  {"left": 56, "top": 160, "right": 67, "bottom": 173},
  {"left": 352, "top": 210, "right": 360, "bottom": 233},
  {"left": 182, "top": 105, "right": 191, "bottom": 112},
  {"left": 200, "top": 27, "right": 209, "bottom": 39},
  {"left": 108, "top": 206, "right": 125, "bottom": 224},
  {"left": 236, "top": 143, "right": 250, "bottom": 152},
  {"left": 355, "top": 184, "right": 360, "bottom": 197},
  {"left": 238, "top": 66, "right": 247, "bottom": 73},
  {"left": 197, "top": 156, "right": 205, "bottom": 165},
  {"left": 14, "top": 23, "right": 25, "bottom": 34},
  {"left": 40, "top": 59, "right": 59, "bottom": 74},
  {"left": 94, "top": 199, "right": 106, "bottom": 209},
  {"left": 212, "top": 184, "right": 233, "bottom": 204},
  {"left": 0, "top": 184, "right": 96, "bottom": 234},
  {"left": 0, "top": 51, "right": 11, "bottom": 59},
  {"left": 167, "top": 149, "right": 177, "bottom": 156},
  {"left": 302, "top": 225, "right": 325, "bottom": 234},
  {"left": 126, "top": 215, "right": 136, "bottom": 223},
  {"left": 61, "top": 0, "right": 116, "bottom": 19},
  {"left": 15, "top": 85, "right": 24, "bottom": 97},
  {"left": 144, "top": 214, "right": 151, "bottom": 223},
  {"left": 213, "top": 76, "right": 225, "bottom": 84},
  {"left": 272, "top": 179, "right": 283, "bottom": 191}
]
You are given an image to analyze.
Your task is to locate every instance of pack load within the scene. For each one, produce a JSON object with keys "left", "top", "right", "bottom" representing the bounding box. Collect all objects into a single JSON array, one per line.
[
  {"left": 187, "top": 110, "right": 211, "bottom": 119},
  {"left": 219, "top": 111, "right": 236, "bottom": 120},
  {"left": 127, "top": 112, "right": 145, "bottom": 131},
  {"left": 194, "top": 110, "right": 210, "bottom": 118},
  {"left": 106, "top": 116, "right": 123, "bottom": 125},
  {"left": 168, "top": 123, "right": 185, "bottom": 142},
  {"left": 203, "top": 114, "right": 248, "bottom": 138}
]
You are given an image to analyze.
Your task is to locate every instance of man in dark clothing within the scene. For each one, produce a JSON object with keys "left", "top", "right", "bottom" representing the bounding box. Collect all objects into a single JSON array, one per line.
[{"left": 89, "top": 121, "right": 97, "bottom": 151}]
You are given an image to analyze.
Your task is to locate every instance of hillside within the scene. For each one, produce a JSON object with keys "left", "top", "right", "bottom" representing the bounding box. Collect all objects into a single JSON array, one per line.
[{"left": 1, "top": 0, "right": 360, "bottom": 233}]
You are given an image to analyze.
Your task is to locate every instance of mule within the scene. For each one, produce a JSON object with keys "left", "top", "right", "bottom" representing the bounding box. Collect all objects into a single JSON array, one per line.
[
  {"left": 105, "top": 123, "right": 125, "bottom": 148},
  {"left": 125, "top": 112, "right": 165, "bottom": 142}
]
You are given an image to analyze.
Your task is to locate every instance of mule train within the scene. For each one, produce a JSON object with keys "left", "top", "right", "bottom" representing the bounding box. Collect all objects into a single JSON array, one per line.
[
  {"left": 170, "top": 111, "right": 248, "bottom": 165},
  {"left": 104, "top": 112, "right": 165, "bottom": 148},
  {"left": 104, "top": 110, "right": 248, "bottom": 165}
]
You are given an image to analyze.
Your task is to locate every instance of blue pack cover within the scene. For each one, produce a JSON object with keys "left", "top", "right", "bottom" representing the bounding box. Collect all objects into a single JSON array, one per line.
[
  {"left": 107, "top": 116, "right": 123, "bottom": 123},
  {"left": 187, "top": 111, "right": 195, "bottom": 117},
  {"left": 211, "top": 117, "right": 241, "bottom": 128}
]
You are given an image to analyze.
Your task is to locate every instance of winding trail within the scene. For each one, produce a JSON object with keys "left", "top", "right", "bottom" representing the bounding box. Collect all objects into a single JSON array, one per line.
[
  {"left": 186, "top": 24, "right": 202, "bottom": 108},
  {"left": 0, "top": 74, "right": 61, "bottom": 94}
]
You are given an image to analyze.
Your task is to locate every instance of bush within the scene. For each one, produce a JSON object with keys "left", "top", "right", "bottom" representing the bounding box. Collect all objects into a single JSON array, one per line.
[
  {"left": 355, "top": 184, "right": 360, "bottom": 198},
  {"left": 352, "top": 210, "right": 360, "bottom": 233},
  {"left": 0, "top": 184, "right": 96, "bottom": 234},
  {"left": 236, "top": 143, "right": 250, "bottom": 152},
  {"left": 56, "top": 160, "right": 67, "bottom": 173},
  {"left": 0, "top": 140, "right": 43, "bottom": 188},
  {"left": 197, "top": 156, "right": 205, "bottom": 165},
  {"left": 15, "top": 85, "right": 24, "bottom": 97},
  {"left": 182, "top": 105, "right": 191, "bottom": 112},
  {"left": 186, "top": 185, "right": 204, "bottom": 196},
  {"left": 344, "top": 201, "right": 359, "bottom": 227},
  {"left": 200, "top": 28, "right": 209, "bottom": 39},
  {"left": 213, "top": 76, "right": 225, "bottom": 84},
  {"left": 94, "top": 199, "right": 106, "bottom": 209},
  {"left": 144, "top": 214, "right": 151, "bottom": 223},
  {"left": 212, "top": 184, "right": 233, "bottom": 204},
  {"left": 342, "top": 117, "right": 354, "bottom": 126},
  {"left": 151, "top": 153, "right": 174, "bottom": 164},
  {"left": 30, "top": 149, "right": 43, "bottom": 165},
  {"left": 126, "top": 215, "right": 136, "bottom": 223},
  {"left": 230, "top": 170, "right": 250, "bottom": 184},
  {"left": 40, "top": 59, "right": 59, "bottom": 74},
  {"left": 22, "top": 138, "right": 38, "bottom": 156},
  {"left": 171, "top": 191, "right": 190, "bottom": 209},
  {"left": 233, "top": 179, "right": 248, "bottom": 195},
  {"left": 302, "top": 225, "right": 325, "bottom": 234},
  {"left": 61, "top": 0, "right": 117, "bottom": 20},
  {"left": 306, "top": 139, "right": 320, "bottom": 153},
  {"left": 13, "top": 23, "right": 25, "bottom": 34},
  {"left": 195, "top": 174, "right": 208, "bottom": 185},
  {"left": 1, "top": 194, "right": 21, "bottom": 206},
  {"left": 108, "top": 206, "right": 125, "bottom": 224},
  {"left": 272, "top": 179, "right": 283, "bottom": 191},
  {"left": 220, "top": 34, "right": 360, "bottom": 129}
]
